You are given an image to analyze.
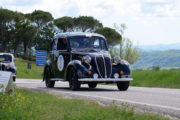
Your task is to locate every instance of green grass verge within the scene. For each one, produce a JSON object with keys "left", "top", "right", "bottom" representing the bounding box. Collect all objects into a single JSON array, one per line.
[
  {"left": 15, "top": 58, "right": 43, "bottom": 79},
  {"left": 131, "top": 70, "right": 180, "bottom": 89},
  {"left": 0, "top": 89, "right": 169, "bottom": 120}
]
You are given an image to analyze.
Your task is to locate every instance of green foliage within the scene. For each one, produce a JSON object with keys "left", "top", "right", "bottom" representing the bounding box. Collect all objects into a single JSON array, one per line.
[
  {"left": 0, "top": 8, "right": 15, "bottom": 52},
  {"left": 54, "top": 16, "right": 74, "bottom": 32},
  {"left": 133, "top": 50, "right": 180, "bottom": 69},
  {"left": 131, "top": 69, "right": 180, "bottom": 88},
  {"left": 95, "top": 27, "right": 121, "bottom": 46},
  {"left": 54, "top": 16, "right": 103, "bottom": 32},
  {"left": 30, "top": 10, "right": 53, "bottom": 28},
  {"left": 110, "top": 23, "right": 140, "bottom": 65},
  {"left": 110, "top": 38, "right": 140, "bottom": 64},
  {"left": 74, "top": 16, "right": 103, "bottom": 32},
  {"left": 34, "top": 23, "right": 55, "bottom": 51},
  {"left": 152, "top": 65, "right": 160, "bottom": 71},
  {"left": 0, "top": 89, "right": 169, "bottom": 120}
]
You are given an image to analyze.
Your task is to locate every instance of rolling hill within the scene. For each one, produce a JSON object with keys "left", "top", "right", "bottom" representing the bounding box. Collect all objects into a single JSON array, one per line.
[{"left": 133, "top": 50, "right": 180, "bottom": 69}]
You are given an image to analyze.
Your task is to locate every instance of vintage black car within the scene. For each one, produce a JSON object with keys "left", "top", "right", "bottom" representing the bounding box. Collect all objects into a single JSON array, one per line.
[
  {"left": 43, "top": 32, "right": 133, "bottom": 91},
  {"left": 0, "top": 53, "right": 17, "bottom": 81}
]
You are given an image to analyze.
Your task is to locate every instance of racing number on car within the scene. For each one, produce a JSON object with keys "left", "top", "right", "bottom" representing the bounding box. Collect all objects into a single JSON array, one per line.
[{"left": 57, "top": 55, "right": 64, "bottom": 71}]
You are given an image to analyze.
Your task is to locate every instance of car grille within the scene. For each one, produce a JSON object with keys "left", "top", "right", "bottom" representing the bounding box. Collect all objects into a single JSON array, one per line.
[{"left": 95, "top": 55, "right": 112, "bottom": 78}]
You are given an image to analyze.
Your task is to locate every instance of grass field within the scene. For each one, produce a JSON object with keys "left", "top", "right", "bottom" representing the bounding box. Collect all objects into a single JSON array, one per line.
[
  {"left": 15, "top": 58, "right": 43, "bottom": 79},
  {"left": 0, "top": 89, "right": 169, "bottom": 120},
  {"left": 131, "top": 69, "right": 180, "bottom": 89},
  {"left": 15, "top": 58, "right": 180, "bottom": 89}
]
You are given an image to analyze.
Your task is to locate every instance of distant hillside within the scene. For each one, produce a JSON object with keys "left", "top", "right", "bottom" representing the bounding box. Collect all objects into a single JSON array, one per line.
[
  {"left": 137, "top": 43, "right": 180, "bottom": 51},
  {"left": 133, "top": 50, "right": 180, "bottom": 69}
]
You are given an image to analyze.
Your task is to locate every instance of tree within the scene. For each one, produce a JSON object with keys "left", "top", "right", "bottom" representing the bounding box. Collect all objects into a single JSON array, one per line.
[
  {"left": 8, "top": 11, "right": 25, "bottom": 56},
  {"left": 34, "top": 23, "right": 55, "bottom": 51},
  {"left": 0, "top": 8, "right": 14, "bottom": 52},
  {"left": 22, "top": 21, "right": 38, "bottom": 56},
  {"left": 111, "top": 23, "right": 140, "bottom": 65},
  {"left": 54, "top": 16, "right": 103, "bottom": 33},
  {"left": 110, "top": 38, "right": 140, "bottom": 64},
  {"left": 123, "top": 38, "right": 140, "bottom": 64},
  {"left": 95, "top": 27, "right": 121, "bottom": 46},
  {"left": 74, "top": 16, "right": 103, "bottom": 32},
  {"left": 29, "top": 10, "right": 53, "bottom": 28},
  {"left": 114, "top": 23, "right": 127, "bottom": 58},
  {"left": 54, "top": 16, "right": 74, "bottom": 32}
]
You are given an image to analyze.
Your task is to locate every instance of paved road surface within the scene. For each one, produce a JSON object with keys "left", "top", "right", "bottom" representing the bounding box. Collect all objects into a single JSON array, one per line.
[{"left": 15, "top": 79, "right": 180, "bottom": 119}]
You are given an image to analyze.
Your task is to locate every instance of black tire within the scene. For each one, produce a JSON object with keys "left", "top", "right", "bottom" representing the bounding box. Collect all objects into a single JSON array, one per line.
[
  {"left": 45, "top": 67, "right": 55, "bottom": 88},
  {"left": 117, "top": 81, "right": 129, "bottom": 91},
  {"left": 13, "top": 77, "right": 16, "bottom": 82},
  {"left": 68, "top": 67, "right": 81, "bottom": 90},
  {"left": 88, "top": 82, "right": 97, "bottom": 88}
]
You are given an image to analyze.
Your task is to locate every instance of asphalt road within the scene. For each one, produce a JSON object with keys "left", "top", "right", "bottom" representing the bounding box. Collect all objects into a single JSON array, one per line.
[{"left": 15, "top": 79, "right": 180, "bottom": 119}]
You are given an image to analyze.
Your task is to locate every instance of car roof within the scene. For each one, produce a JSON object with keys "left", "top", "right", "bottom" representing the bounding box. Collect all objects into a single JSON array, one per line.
[{"left": 55, "top": 32, "right": 106, "bottom": 39}]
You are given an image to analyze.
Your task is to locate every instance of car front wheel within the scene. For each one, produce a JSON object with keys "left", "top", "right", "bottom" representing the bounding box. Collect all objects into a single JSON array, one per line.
[
  {"left": 45, "top": 67, "right": 55, "bottom": 88},
  {"left": 117, "top": 81, "right": 129, "bottom": 91},
  {"left": 68, "top": 67, "right": 81, "bottom": 90},
  {"left": 88, "top": 82, "right": 97, "bottom": 88}
]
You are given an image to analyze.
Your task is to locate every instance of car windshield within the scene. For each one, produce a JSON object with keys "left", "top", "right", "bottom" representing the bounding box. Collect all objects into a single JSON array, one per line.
[
  {"left": 69, "top": 36, "right": 108, "bottom": 51},
  {"left": 0, "top": 55, "right": 12, "bottom": 63}
]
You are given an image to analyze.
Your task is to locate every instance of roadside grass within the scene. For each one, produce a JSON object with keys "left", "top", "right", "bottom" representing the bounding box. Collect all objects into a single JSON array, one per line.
[
  {"left": 15, "top": 58, "right": 43, "bottom": 79},
  {"left": 131, "top": 69, "right": 180, "bottom": 89},
  {"left": 0, "top": 88, "right": 169, "bottom": 120}
]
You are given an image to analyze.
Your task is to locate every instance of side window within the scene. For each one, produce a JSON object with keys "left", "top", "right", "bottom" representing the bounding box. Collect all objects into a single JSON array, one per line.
[{"left": 57, "top": 38, "right": 68, "bottom": 50}]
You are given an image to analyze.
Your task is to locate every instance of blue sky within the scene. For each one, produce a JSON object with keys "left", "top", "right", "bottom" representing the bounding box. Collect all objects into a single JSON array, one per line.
[{"left": 0, "top": 0, "right": 180, "bottom": 45}]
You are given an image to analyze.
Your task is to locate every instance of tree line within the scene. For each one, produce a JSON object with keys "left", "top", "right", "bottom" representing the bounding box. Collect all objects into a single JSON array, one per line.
[{"left": 0, "top": 8, "right": 139, "bottom": 64}]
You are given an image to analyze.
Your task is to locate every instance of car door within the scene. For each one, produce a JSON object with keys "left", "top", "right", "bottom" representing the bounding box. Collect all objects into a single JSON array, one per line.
[{"left": 51, "top": 37, "right": 70, "bottom": 78}]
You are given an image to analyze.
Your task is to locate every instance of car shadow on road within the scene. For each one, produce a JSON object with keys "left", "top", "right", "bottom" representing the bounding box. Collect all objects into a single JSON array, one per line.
[{"left": 49, "top": 87, "right": 118, "bottom": 92}]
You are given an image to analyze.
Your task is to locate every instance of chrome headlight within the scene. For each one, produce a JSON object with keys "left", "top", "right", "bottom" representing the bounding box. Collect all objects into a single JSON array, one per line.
[
  {"left": 120, "top": 59, "right": 129, "bottom": 65},
  {"left": 113, "top": 56, "right": 121, "bottom": 64},
  {"left": 82, "top": 55, "right": 91, "bottom": 64}
]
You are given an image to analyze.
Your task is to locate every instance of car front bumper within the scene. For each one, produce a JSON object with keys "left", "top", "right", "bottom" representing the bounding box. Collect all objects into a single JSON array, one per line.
[{"left": 78, "top": 78, "right": 133, "bottom": 82}]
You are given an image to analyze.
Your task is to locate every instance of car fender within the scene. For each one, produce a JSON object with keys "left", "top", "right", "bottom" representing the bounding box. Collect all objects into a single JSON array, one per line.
[
  {"left": 43, "top": 60, "right": 53, "bottom": 81},
  {"left": 64, "top": 60, "right": 89, "bottom": 81},
  {"left": 112, "top": 63, "right": 131, "bottom": 76}
]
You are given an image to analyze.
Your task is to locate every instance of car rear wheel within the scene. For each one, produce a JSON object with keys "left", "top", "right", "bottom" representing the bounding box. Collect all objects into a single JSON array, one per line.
[
  {"left": 88, "top": 82, "right": 97, "bottom": 88},
  {"left": 45, "top": 67, "right": 55, "bottom": 88},
  {"left": 117, "top": 81, "right": 129, "bottom": 91},
  {"left": 68, "top": 67, "right": 81, "bottom": 90}
]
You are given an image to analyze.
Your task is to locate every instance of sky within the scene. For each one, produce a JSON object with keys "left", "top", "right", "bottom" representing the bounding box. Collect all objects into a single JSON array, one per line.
[{"left": 0, "top": 0, "right": 180, "bottom": 45}]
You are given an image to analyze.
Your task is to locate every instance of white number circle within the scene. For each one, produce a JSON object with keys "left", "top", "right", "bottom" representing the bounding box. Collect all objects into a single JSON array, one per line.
[{"left": 57, "top": 55, "right": 64, "bottom": 71}]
